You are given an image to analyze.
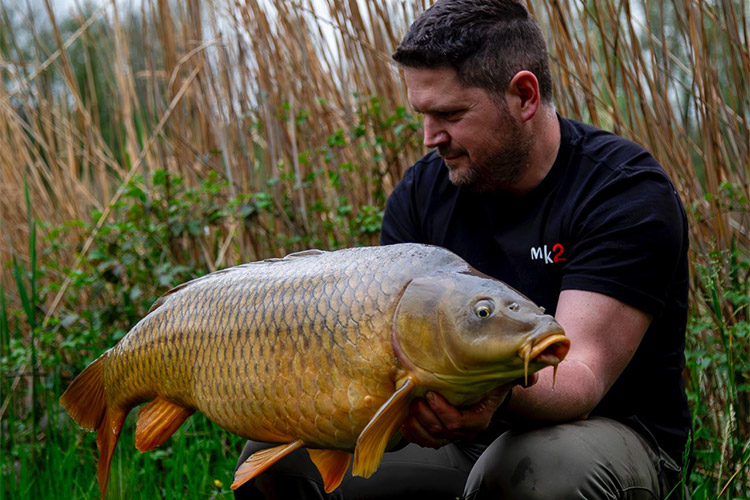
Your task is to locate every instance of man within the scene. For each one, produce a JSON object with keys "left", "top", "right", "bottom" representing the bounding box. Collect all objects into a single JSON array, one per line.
[{"left": 235, "top": 1, "right": 689, "bottom": 498}]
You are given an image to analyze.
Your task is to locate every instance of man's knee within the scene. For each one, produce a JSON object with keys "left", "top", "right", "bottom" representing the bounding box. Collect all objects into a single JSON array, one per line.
[
  {"left": 463, "top": 419, "right": 663, "bottom": 500},
  {"left": 464, "top": 425, "right": 610, "bottom": 499}
]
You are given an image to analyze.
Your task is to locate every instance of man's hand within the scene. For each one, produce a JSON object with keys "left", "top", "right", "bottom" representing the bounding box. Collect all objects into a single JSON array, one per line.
[{"left": 400, "top": 376, "right": 536, "bottom": 448}]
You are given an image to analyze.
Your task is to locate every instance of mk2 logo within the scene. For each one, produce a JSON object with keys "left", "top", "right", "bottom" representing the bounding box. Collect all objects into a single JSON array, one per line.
[{"left": 530, "top": 243, "right": 567, "bottom": 264}]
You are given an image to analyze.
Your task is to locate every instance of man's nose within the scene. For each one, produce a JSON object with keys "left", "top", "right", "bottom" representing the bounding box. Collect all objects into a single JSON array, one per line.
[{"left": 423, "top": 116, "right": 449, "bottom": 148}]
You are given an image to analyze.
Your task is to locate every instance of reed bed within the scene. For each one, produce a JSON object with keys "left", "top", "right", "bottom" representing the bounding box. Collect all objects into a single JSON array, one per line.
[{"left": 1, "top": 0, "right": 748, "bottom": 497}]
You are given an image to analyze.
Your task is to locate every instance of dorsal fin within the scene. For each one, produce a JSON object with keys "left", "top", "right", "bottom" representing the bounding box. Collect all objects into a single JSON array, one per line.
[
  {"left": 230, "top": 440, "right": 305, "bottom": 490},
  {"left": 307, "top": 449, "right": 352, "bottom": 493},
  {"left": 352, "top": 377, "right": 416, "bottom": 478},
  {"left": 135, "top": 397, "right": 194, "bottom": 452},
  {"left": 284, "top": 249, "right": 326, "bottom": 259},
  {"left": 262, "top": 249, "right": 327, "bottom": 264}
]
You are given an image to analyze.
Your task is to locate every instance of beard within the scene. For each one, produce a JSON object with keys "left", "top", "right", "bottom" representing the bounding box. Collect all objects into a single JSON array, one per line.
[{"left": 441, "top": 110, "right": 533, "bottom": 192}]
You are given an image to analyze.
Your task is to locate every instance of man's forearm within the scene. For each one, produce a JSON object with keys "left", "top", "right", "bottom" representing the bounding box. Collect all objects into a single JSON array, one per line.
[
  {"left": 501, "top": 290, "right": 651, "bottom": 424},
  {"left": 503, "top": 359, "right": 604, "bottom": 422}
]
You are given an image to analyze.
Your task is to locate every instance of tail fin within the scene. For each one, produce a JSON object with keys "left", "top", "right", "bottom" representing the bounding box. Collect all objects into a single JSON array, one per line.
[
  {"left": 60, "top": 352, "right": 109, "bottom": 431},
  {"left": 60, "top": 351, "right": 128, "bottom": 499},
  {"left": 95, "top": 407, "right": 127, "bottom": 498}
]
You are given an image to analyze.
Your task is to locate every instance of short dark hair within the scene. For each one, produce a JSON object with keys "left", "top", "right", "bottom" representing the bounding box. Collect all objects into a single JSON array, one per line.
[{"left": 392, "top": 0, "right": 554, "bottom": 103}]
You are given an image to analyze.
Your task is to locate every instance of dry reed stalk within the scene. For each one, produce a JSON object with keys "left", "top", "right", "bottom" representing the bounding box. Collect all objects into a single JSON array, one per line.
[{"left": 537, "top": 0, "right": 747, "bottom": 275}]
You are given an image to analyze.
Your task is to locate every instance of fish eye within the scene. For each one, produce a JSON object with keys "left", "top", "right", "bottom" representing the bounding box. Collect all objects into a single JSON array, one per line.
[{"left": 473, "top": 300, "right": 495, "bottom": 319}]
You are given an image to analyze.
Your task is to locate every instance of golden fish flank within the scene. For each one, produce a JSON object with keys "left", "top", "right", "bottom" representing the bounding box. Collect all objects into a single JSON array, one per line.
[{"left": 59, "top": 243, "right": 570, "bottom": 498}]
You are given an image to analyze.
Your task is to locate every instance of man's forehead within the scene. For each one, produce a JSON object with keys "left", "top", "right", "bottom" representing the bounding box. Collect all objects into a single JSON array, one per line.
[
  {"left": 403, "top": 66, "right": 460, "bottom": 89},
  {"left": 403, "top": 67, "right": 485, "bottom": 110}
]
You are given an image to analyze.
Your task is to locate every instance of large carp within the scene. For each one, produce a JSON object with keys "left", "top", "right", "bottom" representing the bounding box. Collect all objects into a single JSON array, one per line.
[{"left": 60, "top": 243, "right": 569, "bottom": 497}]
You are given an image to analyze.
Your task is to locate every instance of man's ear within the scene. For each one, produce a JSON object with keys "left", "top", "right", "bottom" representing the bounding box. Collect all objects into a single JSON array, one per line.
[{"left": 508, "top": 71, "right": 540, "bottom": 122}]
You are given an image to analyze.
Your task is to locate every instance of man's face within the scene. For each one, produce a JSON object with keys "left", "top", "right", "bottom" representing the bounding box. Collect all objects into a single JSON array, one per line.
[{"left": 404, "top": 66, "right": 532, "bottom": 192}]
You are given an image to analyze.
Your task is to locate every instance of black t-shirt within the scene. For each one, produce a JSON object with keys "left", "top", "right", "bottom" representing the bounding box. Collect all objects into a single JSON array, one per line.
[{"left": 380, "top": 116, "right": 690, "bottom": 465}]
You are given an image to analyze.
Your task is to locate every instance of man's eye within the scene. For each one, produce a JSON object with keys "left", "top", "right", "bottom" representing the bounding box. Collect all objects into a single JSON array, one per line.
[{"left": 439, "top": 111, "right": 461, "bottom": 120}]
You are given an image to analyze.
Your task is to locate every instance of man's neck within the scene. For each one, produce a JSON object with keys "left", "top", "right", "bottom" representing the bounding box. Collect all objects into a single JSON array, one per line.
[{"left": 506, "top": 107, "right": 561, "bottom": 196}]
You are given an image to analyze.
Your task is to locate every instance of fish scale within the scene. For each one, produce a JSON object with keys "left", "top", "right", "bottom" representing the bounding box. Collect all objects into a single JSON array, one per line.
[{"left": 60, "top": 243, "right": 570, "bottom": 498}]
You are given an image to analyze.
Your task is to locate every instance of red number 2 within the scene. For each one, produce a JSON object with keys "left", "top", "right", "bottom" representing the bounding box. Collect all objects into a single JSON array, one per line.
[{"left": 553, "top": 243, "right": 567, "bottom": 262}]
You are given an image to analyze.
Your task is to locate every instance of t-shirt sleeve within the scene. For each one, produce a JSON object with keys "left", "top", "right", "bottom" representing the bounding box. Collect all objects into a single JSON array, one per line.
[
  {"left": 380, "top": 165, "right": 425, "bottom": 245},
  {"left": 560, "top": 167, "right": 688, "bottom": 316}
]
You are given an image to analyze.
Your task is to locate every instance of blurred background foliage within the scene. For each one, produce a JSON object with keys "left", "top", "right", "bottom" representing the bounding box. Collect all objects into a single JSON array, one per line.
[{"left": 0, "top": 0, "right": 748, "bottom": 498}]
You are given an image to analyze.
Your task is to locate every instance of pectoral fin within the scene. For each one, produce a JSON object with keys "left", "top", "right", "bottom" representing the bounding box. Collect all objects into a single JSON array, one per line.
[
  {"left": 231, "top": 440, "right": 305, "bottom": 490},
  {"left": 135, "top": 397, "right": 194, "bottom": 452},
  {"left": 307, "top": 449, "right": 352, "bottom": 493},
  {"left": 352, "top": 377, "right": 416, "bottom": 478}
]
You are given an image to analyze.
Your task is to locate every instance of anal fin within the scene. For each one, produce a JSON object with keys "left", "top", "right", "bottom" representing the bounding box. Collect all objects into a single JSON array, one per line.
[
  {"left": 231, "top": 440, "right": 305, "bottom": 490},
  {"left": 135, "top": 396, "right": 194, "bottom": 452},
  {"left": 307, "top": 449, "right": 352, "bottom": 493},
  {"left": 352, "top": 377, "right": 416, "bottom": 478}
]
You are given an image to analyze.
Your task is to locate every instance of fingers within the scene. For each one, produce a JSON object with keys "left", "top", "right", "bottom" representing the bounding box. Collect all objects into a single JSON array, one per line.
[
  {"left": 401, "top": 378, "right": 538, "bottom": 449},
  {"left": 412, "top": 395, "right": 447, "bottom": 435},
  {"left": 401, "top": 397, "right": 452, "bottom": 449},
  {"left": 401, "top": 392, "right": 485, "bottom": 447},
  {"left": 424, "top": 392, "right": 464, "bottom": 428},
  {"left": 419, "top": 392, "right": 470, "bottom": 439}
]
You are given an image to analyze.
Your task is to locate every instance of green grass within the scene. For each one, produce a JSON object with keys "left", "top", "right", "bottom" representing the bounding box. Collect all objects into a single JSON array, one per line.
[
  {"left": 0, "top": 177, "right": 244, "bottom": 499},
  {"left": 4, "top": 410, "right": 245, "bottom": 499}
]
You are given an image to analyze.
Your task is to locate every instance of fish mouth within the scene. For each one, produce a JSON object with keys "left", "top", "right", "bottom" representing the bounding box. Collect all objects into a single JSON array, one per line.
[
  {"left": 518, "top": 332, "right": 570, "bottom": 385},
  {"left": 428, "top": 331, "right": 569, "bottom": 388}
]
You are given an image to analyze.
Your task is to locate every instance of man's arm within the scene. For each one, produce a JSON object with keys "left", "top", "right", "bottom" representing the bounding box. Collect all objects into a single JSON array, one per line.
[
  {"left": 506, "top": 289, "right": 651, "bottom": 420},
  {"left": 400, "top": 289, "right": 652, "bottom": 447}
]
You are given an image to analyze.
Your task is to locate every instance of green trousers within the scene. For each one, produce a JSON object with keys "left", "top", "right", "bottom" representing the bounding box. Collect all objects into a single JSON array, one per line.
[{"left": 233, "top": 417, "right": 683, "bottom": 500}]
